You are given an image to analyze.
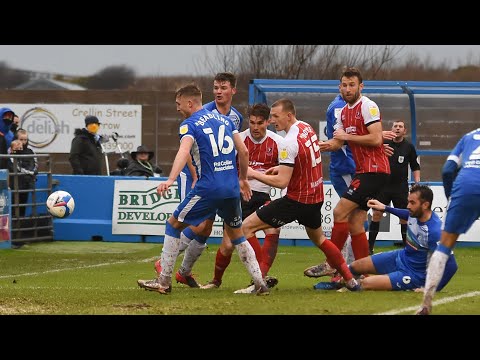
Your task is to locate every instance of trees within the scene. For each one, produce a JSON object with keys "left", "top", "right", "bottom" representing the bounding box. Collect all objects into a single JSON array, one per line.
[
  {"left": 196, "top": 45, "right": 404, "bottom": 81},
  {"left": 86, "top": 65, "right": 136, "bottom": 90},
  {"left": 0, "top": 62, "right": 30, "bottom": 89}
]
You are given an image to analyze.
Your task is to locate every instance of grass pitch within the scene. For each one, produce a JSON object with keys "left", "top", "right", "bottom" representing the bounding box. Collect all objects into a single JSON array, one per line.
[{"left": 0, "top": 241, "right": 479, "bottom": 315}]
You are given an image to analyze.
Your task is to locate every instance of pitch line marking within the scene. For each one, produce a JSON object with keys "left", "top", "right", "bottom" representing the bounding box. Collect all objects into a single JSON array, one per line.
[
  {"left": 374, "top": 291, "right": 480, "bottom": 315},
  {"left": 0, "top": 256, "right": 158, "bottom": 279}
]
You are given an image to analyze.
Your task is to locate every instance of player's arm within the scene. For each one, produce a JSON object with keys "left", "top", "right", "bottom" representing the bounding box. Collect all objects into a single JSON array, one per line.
[
  {"left": 248, "top": 164, "right": 293, "bottom": 189},
  {"left": 157, "top": 136, "right": 193, "bottom": 196},
  {"left": 233, "top": 131, "right": 252, "bottom": 201},
  {"left": 319, "top": 138, "right": 343, "bottom": 152},
  {"left": 442, "top": 137, "right": 464, "bottom": 198},
  {"left": 409, "top": 143, "right": 421, "bottom": 182},
  {"left": 367, "top": 199, "right": 409, "bottom": 221},
  {"left": 334, "top": 121, "right": 383, "bottom": 147},
  {"left": 186, "top": 156, "right": 198, "bottom": 188},
  {"left": 321, "top": 110, "right": 345, "bottom": 152}
]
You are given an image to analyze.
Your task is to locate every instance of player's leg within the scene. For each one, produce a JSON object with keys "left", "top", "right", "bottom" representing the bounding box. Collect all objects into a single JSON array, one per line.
[
  {"left": 138, "top": 215, "right": 188, "bottom": 294},
  {"left": 176, "top": 219, "right": 213, "bottom": 288},
  {"left": 417, "top": 194, "right": 480, "bottom": 314},
  {"left": 221, "top": 197, "right": 268, "bottom": 295},
  {"left": 391, "top": 185, "right": 409, "bottom": 247},
  {"left": 332, "top": 172, "right": 356, "bottom": 264},
  {"left": 200, "top": 226, "right": 234, "bottom": 289},
  {"left": 368, "top": 189, "right": 390, "bottom": 254},
  {"left": 261, "top": 227, "right": 281, "bottom": 277},
  {"left": 139, "top": 192, "right": 213, "bottom": 294},
  {"left": 356, "top": 251, "right": 420, "bottom": 291},
  {"left": 154, "top": 171, "right": 194, "bottom": 274},
  {"left": 349, "top": 208, "right": 370, "bottom": 261},
  {"left": 305, "top": 225, "right": 360, "bottom": 291}
]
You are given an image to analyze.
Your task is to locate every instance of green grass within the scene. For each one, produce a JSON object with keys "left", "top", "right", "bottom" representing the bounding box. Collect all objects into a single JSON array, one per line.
[{"left": 0, "top": 241, "right": 479, "bottom": 315}]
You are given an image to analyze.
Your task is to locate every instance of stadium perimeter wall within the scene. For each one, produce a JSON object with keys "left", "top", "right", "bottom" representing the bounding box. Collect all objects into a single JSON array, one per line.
[{"left": 28, "top": 174, "right": 480, "bottom": 247}]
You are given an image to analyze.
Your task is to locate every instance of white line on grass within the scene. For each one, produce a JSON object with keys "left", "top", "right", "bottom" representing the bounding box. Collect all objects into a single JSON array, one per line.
[
  {"left": 374, "top": 291, "right": 480, "bottom": 315},
  {"left": 0, "top": 257, "right": 158, "bottom": 279}
]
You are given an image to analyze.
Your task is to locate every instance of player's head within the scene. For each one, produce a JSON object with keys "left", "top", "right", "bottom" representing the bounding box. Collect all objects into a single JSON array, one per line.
[
  {"left": 407, "top": 184, "right": 433, "bottom": 218},
  {"left": 339, "top": 67, "right": 363, "bottom": 106},
  {"left": 392, "top": 120, "right": 407, "bottom": 140},
  {"left": 213, "top": 72, "right": 237, "bottom": 108},
  {"left": 175, "top": 84, "right": 202, "bottom": 119},
  {"left": 247, "top": 103, "right": 271, "bottom": 141},
  {"left": 269, "top": 98, "right": 296, "bottom": 132}
]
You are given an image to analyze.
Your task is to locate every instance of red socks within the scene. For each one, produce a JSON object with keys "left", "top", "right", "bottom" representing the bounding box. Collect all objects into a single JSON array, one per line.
[
  {"left": 351, "top": 232, "right": 369, "bottom": 260},
  {"left": 260, "top": 234, "right": 279, "bottom": 277},
  {"left": 330, "top": 222, "right": 349, "bottom": 250},
  {"left": 320, "top": 239, "right": 353, "bottom": 281},
  {"left": 213, "top": 248, "right": 232, "bottom": 283}
]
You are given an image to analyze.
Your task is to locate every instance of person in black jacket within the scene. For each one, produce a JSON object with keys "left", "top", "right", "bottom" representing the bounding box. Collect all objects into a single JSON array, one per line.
[
  {"left": 125, "top": 145, "right": 162, "bottom": 177},
  {"left": 69, "top": 115, "right": 104, "bottom": 175},
  {"left": 11, "top": 129, "right": 38, "bottom": 217}
]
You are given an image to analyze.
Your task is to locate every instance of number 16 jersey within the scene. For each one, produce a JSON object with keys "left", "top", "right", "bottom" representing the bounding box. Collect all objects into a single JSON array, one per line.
[{"left": 179, "top": 108, "right": 239, "bottom": 199}]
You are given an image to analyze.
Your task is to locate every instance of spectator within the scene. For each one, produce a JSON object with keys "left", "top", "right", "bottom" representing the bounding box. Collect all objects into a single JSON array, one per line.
[
  {"left": 110, "top": 158, "right": 130, "bottom": 176},
  {"left": 368, "top": 120, "right": 420, "bottom": 252},
  {"left": 69, "top": 115, "right": 104, "bottom": 175},
  {"left": 11, "top": 129, "right": 38, "bottom": 217},
  {"left": 124, "top": 145, "right": 162, "bottom": 177},
  {"left": 10, "top": 114, "right": 20, "bottom": 137},
  {"left": 0, "top": 107, "right": 16, "bottom": 169}
]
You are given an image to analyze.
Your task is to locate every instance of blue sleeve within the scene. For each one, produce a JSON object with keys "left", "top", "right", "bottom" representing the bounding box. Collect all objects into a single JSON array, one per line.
[
  {"left": 442, "top": 160, "right": 458, "bottom": 198},
  {"left": 384, "top": 206, "right": 409, "bottom": 221}
]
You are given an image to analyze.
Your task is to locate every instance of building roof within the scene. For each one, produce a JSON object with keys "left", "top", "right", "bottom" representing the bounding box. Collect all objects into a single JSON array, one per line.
[{"left": 14, "top": 78, "right": 86, "bottom": 90}]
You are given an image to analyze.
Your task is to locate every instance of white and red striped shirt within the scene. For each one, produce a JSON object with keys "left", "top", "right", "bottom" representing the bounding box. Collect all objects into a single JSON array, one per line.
[
  {"left": 279, "top": 121, "right": 323, "bottom": 204},
  {"left": 240, "top": 129, "right": 283, "bottom": 193},
  {"left": 337, "top": 95, "right": 390, "bottom": 174}
]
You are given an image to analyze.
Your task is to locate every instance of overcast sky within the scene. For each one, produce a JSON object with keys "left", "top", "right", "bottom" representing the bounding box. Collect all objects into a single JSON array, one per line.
[{"left": 1, "top": 45, "right": 480, "bottom": 77}]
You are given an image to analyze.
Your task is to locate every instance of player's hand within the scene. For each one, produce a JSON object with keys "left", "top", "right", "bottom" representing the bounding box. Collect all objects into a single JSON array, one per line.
[
  {"left": 191, "top": 177, "right": 198, "bottom": 189},
  {"left": 265, "top": 166, "right": 279, "bottom": 176},
  {"left": 157, "top": 178, "right": 174, "bottom": 196},
  {"left": 319, "top": 141, "right": 333, "bottom": 152},
  {"left": 367, "top": 199, "right": 385, "bottom": 211},
  {"left": 239, "top": 179, "right": 252, "bottom": 202},
  {"left": 384, "top": 144, "right": 394, "bottom": 157},
  {"left": 333, "top": 128, "right": 347, "bottom": 141},
  {"left": 382, "top": 130, "right": 396, "bottom": 140}
]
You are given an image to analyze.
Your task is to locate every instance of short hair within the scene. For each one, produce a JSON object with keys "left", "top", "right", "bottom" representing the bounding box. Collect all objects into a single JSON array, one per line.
[
  {"left": 17, "top": 128, "right": 28, "bottom": 137},
  {"left": 214, "top": 72, "right": 237, "bottom": 88},
  {"left": 410, "top": 184, "right": 433, "bottom": 209},
  {"left": 175, "top": 84, "right": 202, "bottom": 100},
  {"left": 341, "top": 67, "right": 363, "bottom": 84},
  {"left": 247, "top": 103, "right": 270, "bottom": 120},
  {"left": 393, "top": 120, "right": 406, "bottom": 128},
  {"left": 271, "top": 98, "right": 296, "bottom": 116}
]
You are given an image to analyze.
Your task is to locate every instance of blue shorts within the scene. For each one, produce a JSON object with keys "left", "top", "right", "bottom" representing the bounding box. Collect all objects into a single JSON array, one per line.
[
  {"left": 371, "top": 250, "right": 424, "bottom": 291},
  {"left": 173, "top": 189, "right": 242, "bottom": 228},
  {"left": 177, "top": 171, "right": 194, "bottom": 202},
  {"left": 443, "top": 194, "right": 480, "bottom": 234},
  {"left": 330, "top": 172, "right": 354, "bottom": 197}
]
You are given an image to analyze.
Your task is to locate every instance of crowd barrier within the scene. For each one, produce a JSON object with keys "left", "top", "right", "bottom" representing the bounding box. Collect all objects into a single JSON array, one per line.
[{"left": 5, "top": 174, "right": 479, "bottom": 247}]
